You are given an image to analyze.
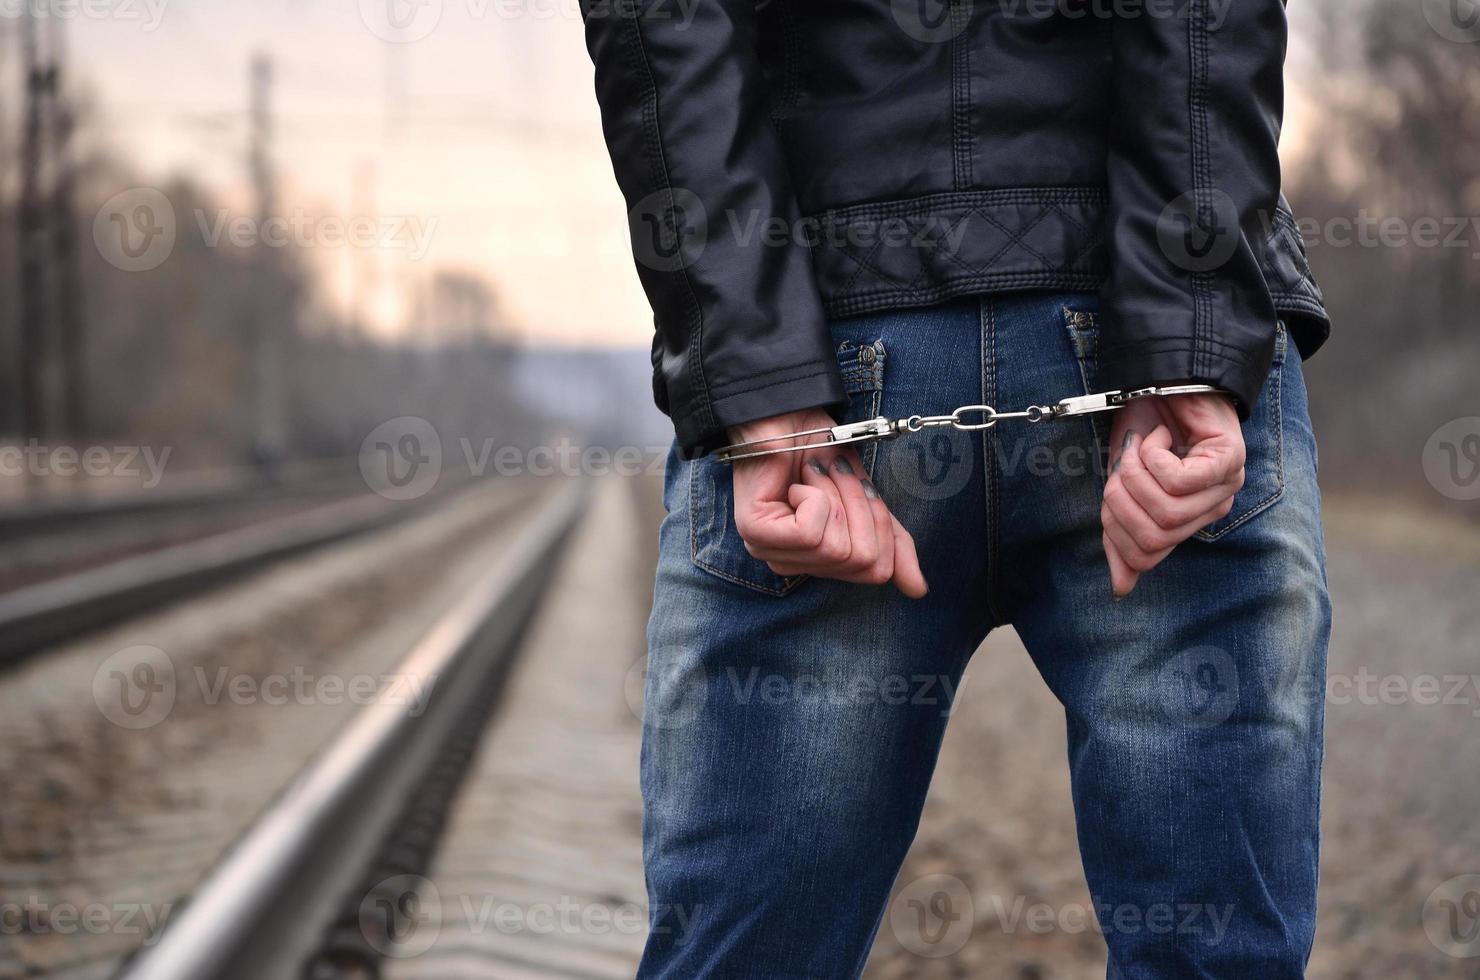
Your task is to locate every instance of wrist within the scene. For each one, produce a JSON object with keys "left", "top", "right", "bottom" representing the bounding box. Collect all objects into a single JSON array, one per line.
[{"left": 726, "top": 407, "right": 833, "bottom": 446}]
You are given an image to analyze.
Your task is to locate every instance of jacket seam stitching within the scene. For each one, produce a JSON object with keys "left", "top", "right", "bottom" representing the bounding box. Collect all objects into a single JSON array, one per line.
[
  {"left": 708, "top": 368, "right": 834, "bottom": 400},
  {"left": 1189, "top": 0, "right": 1213, "bottom": 382},
  {"left": 779, "top": 6, "right": 801, "bottom": 116},
  {"left": 838, "top": 233, "right": 890, "bottom": 300},
  {"left": 1099, "top": 336, "right": 1255, "bottom": 357},
  {"left": 707, "top": 361, "right": 832, "bottom": 392},
  {"left": 1096, "top": 344, "right": 1256, "bottom": 370},
  {"left": 829, "top": 271, "right": 1104, "bottom": 306},
  {"left": 623, "top": 0, "right": 715, "bottom": 433},
  {"left": 951, "top": 0, "right": 972, "bottom": 190},
  {"left": 813, "top": 187, "right": 1109, "bottom": 224}
]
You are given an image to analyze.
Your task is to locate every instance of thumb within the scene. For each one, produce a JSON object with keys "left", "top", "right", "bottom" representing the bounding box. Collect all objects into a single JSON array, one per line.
[
  {"left": 786, "top": 481, "right": 832, "bottom": 543},
  {"left": 1141, "top": 423, "right": 1175, "bottom": 458}
]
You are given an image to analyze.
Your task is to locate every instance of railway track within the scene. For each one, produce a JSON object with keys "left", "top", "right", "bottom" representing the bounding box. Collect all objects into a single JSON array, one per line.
[
  {"left": 7, "top": 474, "right": 1467, "bottom": 978},
  {"left": 0, "top": 476, "right": 568, "bottom": 979},
  {"left": 0, "top": 469, "right": 476, "bottom": 663},
  {"left": 5, "top": 472, "right": 657, "bottom": 980},
  {"left": 0, "top": 459, "right": 359, "bottom": 541},
  {"left": 102, "top": 478, "right": 592, "bottom": 980},
  {"left": 376, "top": 476, "right": 654, "bottom": 980}
]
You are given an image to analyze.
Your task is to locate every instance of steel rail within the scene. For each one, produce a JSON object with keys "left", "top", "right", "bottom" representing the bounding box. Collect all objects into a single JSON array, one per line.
[
  {"left": 0, "top": 458, "right": 360, "bottom": 539},
  {"left": 110, "top": 478, "right": 588, "bottom": 980},
  {"left": 0, "top": 476, "right": 486, "bottom": 663}
]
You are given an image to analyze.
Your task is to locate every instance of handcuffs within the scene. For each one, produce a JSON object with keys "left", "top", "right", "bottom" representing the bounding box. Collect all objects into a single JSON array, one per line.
[{"left": 715, "top": 385, "right": 1222, "bottom": 463}]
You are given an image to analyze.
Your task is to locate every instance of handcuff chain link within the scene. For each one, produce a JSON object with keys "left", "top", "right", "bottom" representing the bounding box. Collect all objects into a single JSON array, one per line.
[{"left": 715, "top": 384, "right": 1222, "bottom": 463}]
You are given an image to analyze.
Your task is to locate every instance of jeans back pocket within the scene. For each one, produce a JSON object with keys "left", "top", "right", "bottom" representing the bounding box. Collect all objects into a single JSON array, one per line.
[
  {"left": 1193, "top": 323, "right": 1288, "bottom": 542},
  {"left": 688, "top": 338, "right": 887, "bottom": 596}
]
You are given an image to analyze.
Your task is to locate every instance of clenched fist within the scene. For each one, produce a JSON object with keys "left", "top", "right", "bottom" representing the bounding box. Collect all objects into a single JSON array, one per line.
[
  {"left": 1102, "top": 392, "right": 1246, "bottom": 598},
  {"left": 726, "top": 409, "right": 928, "bottom": 598}
]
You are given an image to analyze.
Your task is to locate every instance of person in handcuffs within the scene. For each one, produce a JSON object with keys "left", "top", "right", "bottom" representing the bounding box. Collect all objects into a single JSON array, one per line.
[{"left": 581, "top": 0, "right": 1331, "bottom": 975}]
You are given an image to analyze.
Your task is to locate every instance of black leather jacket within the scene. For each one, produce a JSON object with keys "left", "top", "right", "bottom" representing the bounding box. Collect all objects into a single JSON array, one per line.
[{"left": 581, "top": 0, "right": 1329, "bottom": 457}]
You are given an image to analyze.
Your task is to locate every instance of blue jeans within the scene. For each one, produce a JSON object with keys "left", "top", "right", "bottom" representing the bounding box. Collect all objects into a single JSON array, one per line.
[{"left": 640, "top": 292, "right": 1330, "bottom": 979}]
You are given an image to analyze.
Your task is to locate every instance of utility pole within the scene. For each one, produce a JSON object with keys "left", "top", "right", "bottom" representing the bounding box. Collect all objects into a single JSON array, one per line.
[
  {"left": 47, "top": 14, "right": 86, "bottom": 440},
  {"left": 247, "top": 52, "right": 285, "bottom": 468},
  {"left": 0, "top": 20, "right": 13, "bottom": 437},
  {"left": 17, "top": 8, "right": 50, "bottom": 444}
]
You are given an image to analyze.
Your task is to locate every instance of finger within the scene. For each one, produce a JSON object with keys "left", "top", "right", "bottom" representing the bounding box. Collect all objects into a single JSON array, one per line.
[
  {"left": 766, "top": 511, "right": 929, "bottom": 595},
  {"left": 1103, "top": 485, "right": 1176, "bottom": 569},
  {"left": 735, "top": 478, "right": 832, "bottom": 551},
  {"left": 1101, "top": 461, "right": 1142, "bottom": 598},
  {"left": 763, "top": 560, "right": 902, "bottom": 583},
  {"left": 1116, "top": 430, "right": 1238, "bottom": 535},
  {"left": 1102, "top": 479, "right": 1174, "bottom": 575},
  {"left": 888, "top": 513, "right": 929, "bottom": 598},
  {"left": 1163, "top": 391, "right": 1243, "bottom": 446},
  {"left": 742, "top": 455, "right": 851, "bottom": 564},
  {"left": 759, "top": 545, "right": 899, "bottom": 582},
  {"left": 860, "top": 474, "right": 896, "bottom": 585},
  {"left": 1140, "top": 425, "right": 1243, "bottom": 496},
  {"left": 798, "top": 455, "right": 855, "bottom": 563},
  {"left": 827, "top": 454, "right": 882, "bottom": 572},
  {"left": 1107, "top": 425, "right": 1136, "bottom": 475},
  {"left": 1102, "top": 529, "right": 1139, "bottom": 598}
]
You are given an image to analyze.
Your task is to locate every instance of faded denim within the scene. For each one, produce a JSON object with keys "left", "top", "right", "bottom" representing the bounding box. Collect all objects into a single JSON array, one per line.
[{"left": 640, "top": 292, "right": 1330, "bottom": 979}]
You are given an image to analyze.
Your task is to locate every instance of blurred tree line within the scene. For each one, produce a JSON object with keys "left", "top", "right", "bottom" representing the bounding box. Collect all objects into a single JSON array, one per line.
[
  {"left": 1291, "top": 0, "right": 1480, "bottom": 496},
  {"left": 0, "top": 90, "right": 542, "bottom": 473}
]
